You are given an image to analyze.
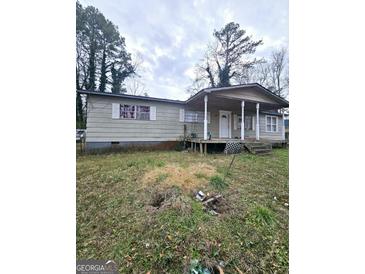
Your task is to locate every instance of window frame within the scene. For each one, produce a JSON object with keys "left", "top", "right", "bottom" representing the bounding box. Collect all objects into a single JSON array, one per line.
[
  {"left": 184, "top": 111, "right": 210, "bottom": 123},
  {"left": 265, "top": 115, "right": 279, "bottom": 132}
]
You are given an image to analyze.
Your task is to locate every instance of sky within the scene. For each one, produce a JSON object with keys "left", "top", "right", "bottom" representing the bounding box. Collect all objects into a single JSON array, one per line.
[{"left": 80, "top": 0, "right": 288, "bottom": 100}]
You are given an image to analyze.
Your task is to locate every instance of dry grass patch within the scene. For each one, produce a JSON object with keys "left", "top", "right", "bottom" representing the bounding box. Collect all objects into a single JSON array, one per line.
[{"left": 142, "top": 163, "right": 216, "bottom": 192}]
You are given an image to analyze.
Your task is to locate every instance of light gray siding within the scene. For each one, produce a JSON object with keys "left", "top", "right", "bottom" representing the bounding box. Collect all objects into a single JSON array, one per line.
[{"left": 86, "top": 95, "right": 185, "bottom": 142}]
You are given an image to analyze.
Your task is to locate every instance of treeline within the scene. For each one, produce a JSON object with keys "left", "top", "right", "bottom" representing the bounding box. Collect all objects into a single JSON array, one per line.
[{"left": 76, "top": 1, "right": 135, "bottom": 128}]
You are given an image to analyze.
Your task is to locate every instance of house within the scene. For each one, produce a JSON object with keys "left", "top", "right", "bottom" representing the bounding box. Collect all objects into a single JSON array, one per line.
[{"left": 77, "top": 83, "right": 289, "bottom": 152}]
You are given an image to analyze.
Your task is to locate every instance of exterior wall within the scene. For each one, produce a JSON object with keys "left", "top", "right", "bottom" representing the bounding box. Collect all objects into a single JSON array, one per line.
[
  {"left": 85, "top": 94, "right": 284, "bottom": 146},
  {"left": 86, "top": 95, "right": 185, "bottom": 143}
]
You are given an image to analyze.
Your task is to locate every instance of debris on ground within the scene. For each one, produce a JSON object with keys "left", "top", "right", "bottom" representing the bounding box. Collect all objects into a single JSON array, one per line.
[
  {"left": 189, "top": 259, "right": 211, "bottom": 274},
  {"left": 195, "top": 191, "right": 228, "bottom": 215},
  {"left": 195, "top": 190, "right": 206, "bottom": 201},
  {"left": 273, "top": 194, "right": 289, "bottom": 207}
]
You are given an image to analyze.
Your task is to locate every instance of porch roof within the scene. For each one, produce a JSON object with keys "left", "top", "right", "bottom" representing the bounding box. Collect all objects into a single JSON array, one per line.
[{"left": 186, "top": 83, "right": 289, "bottom": 108}]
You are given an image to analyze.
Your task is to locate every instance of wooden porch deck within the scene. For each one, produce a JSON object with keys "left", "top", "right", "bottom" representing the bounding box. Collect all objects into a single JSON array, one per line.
[{"left": 186, "top": 137, "right": 287, "bottom": 155}]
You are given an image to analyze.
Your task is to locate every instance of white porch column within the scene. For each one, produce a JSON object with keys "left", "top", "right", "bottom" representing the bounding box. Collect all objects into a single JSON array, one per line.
[
  {"left": 241, "top": 101, "right": 245, "bottom": 140},
  {"left": 282, "top": 109, "right": 286, "bottom": 140},
  {"left": 204, "top": 95, "right": 208, "bottom": 140},
  {"left": 256, "top": 103, "right": 260, "bottom": 141}
]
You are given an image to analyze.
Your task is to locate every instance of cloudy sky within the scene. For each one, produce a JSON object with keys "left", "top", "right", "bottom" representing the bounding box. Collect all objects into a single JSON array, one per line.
[{"left": 80, "top": 0, "right": 288, "bottom": 100}]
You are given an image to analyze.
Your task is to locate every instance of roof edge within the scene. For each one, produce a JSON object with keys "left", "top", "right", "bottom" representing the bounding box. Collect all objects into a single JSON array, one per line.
[
  {"left": 77, "top": 90, "right": 186, "bottom": 104},
  {"left": 204, "top": 83, "right": 289, "bottom": 106}
]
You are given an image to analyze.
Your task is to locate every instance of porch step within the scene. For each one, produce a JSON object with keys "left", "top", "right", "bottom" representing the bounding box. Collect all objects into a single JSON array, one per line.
[{"left": 245, "top": 142, "right": 272, "bottom": 155}]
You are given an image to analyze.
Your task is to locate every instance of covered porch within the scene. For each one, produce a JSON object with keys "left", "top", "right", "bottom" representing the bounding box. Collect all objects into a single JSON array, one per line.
[{"left": 183, "top": 84, "right": 289, "bottom": 154}]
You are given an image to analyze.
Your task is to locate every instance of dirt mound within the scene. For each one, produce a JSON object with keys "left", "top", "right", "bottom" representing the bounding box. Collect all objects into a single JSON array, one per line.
[{"left": 142, "top": 163, "right": 216, "bottom": 192}]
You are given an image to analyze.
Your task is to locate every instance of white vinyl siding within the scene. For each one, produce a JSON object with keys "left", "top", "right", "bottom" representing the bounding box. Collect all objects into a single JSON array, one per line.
[{"left": 86, "top": 96, "right": 184, "bottom": 142}]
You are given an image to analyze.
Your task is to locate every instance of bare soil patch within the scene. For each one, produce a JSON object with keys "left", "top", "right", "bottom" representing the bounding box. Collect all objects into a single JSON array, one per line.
[{"left": 142, "top": 163, "right": 216, "bottom": 192}]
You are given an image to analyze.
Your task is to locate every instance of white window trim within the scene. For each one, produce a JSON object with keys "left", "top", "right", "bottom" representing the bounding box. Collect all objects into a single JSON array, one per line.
[{"left": 265, "top": 115, "right": 279, "bottom": 132}]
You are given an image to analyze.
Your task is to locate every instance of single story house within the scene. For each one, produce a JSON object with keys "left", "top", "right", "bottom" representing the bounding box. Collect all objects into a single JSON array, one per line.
[{"left": 77, "top": 83, "right": 289, "bottom": 152}]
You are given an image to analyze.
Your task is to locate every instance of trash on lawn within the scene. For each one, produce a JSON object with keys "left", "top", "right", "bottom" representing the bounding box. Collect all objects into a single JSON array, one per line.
[
  {"left": 195, "top": 191, "right": 228, "bottom": 215},
  {"left": 273, "top": 196, "right": 277, "bottom": 201},
  {"left": 189, "top": 259, "right": 211, "bottom": 274},
  {"left": 202, "top": 194, "right": 223, "bottom": 205},
  {"left": 284, "top": 202, "right": 289, "bottom": 207},
  {"left": 195, "top": 190, "right": 206, "bottom": 201},
  {"left": 208, "top": 209, "right": 219, "bottom": 216}
]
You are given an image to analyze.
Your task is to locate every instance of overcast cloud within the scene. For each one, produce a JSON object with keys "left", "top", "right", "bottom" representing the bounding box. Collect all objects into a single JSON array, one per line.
[{"left": 80, "top": 0, "right": 288, "bottom": 100}]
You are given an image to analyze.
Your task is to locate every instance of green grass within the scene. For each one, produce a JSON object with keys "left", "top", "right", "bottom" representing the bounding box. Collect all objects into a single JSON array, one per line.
[
  {"left": 77, "top": 148, "right": 289, "bottom": 273},
  {"left": 209, "top": 175, "right": 228, "bottom": 190}
]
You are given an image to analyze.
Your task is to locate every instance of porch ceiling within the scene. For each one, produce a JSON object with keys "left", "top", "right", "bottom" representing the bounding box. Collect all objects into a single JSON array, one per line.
[{"left": 186, "top": 93, "right": 282, "bottom": 112}]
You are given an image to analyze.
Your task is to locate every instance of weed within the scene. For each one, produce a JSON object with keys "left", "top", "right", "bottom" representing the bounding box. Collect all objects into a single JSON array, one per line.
[
  {"left": 209, "top": 175, "right": 228, "bottom": 190},
  {"left": 249, "top": 206, "right": 276, "bottom": 227}
]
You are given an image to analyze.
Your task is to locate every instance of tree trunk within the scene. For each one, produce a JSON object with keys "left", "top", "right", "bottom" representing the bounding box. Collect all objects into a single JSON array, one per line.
[{"left": 99, "top": 46, "right": 107, "bottom": 92}]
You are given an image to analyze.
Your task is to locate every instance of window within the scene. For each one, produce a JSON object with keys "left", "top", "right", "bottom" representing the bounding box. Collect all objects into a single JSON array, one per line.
[
  {"left": 184, "top": 111, "right": 210, "bottom": 123},
  {"left": 121, "top": 104, "right": 135, "bottom": 119},
  {"left": 266, "top": 116, "right": 278, "bottom": 132},
  {"left": 136, "top": 105, "right": 150, "bottom": 120},
  {"left": 120, "top": 104, "right": 150, "bottom": 120},
  {"left": 244, "top": 116, "right": 254, "bottom": 130}
]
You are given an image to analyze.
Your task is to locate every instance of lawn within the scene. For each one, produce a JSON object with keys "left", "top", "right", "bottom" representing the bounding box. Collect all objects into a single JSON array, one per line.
[{"left": 77, "top": 148, "right": 289, "bottom": 273}]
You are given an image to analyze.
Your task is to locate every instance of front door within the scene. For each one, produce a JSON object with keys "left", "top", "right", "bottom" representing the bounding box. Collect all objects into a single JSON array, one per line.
[{"left": 219, "top": 111, "right": 231, "bottom": 138}]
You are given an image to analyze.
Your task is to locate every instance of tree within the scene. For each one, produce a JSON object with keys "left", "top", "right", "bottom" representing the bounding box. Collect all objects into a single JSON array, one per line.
[
  {"left": 191, "top": 22, "right": 263, "bottom": 90},
  {"left": 234, "top": 47, "right": 289, "bottom": 98},
  {"left": 268, "top": 47, "right": 288, "bottom": 97},
  {"left": 76, "top": 1, "right": 135, "bottom": 93},
  {"left": 76, "top": 93, "right": 85, "bottom": 128},
  {"left": 125, "top": 54, "right": 149, "bottom": 96}
]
